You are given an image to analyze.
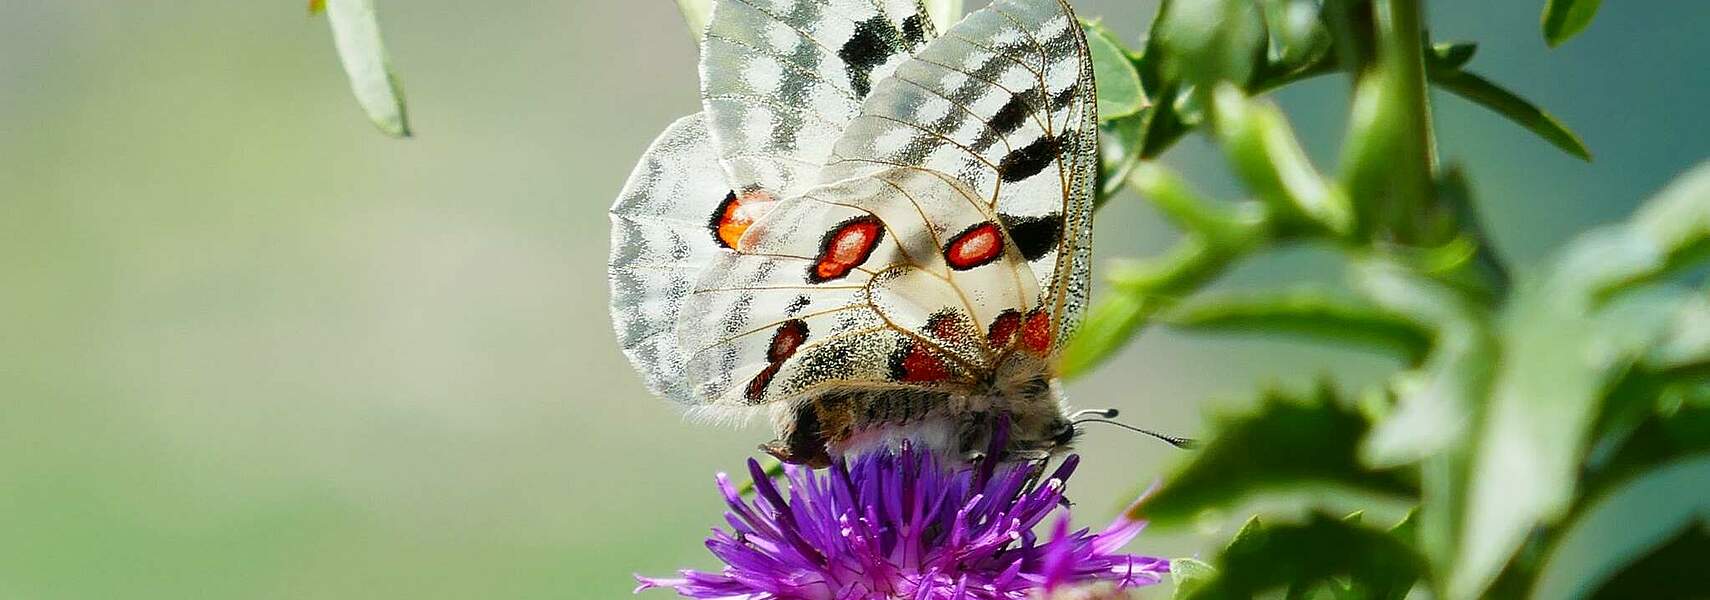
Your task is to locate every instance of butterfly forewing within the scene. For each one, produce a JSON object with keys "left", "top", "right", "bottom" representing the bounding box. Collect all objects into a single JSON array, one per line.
[
  {"left": 821, "top": 0, "right": 1098, "bottom": 353},
  {"left": 702, "top": 0, "right": 938, "bottom": 200},
  {"left": 671, "top": 0, "right": 1096, "bottom": 409}
]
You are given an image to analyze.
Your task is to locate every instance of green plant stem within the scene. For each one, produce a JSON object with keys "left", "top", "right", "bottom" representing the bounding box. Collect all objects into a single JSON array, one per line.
[{"left": 1374, "top": 0, "right": 1438, "bottom": 244}]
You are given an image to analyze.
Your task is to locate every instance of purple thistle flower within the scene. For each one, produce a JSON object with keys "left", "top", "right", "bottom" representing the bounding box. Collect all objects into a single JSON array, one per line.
[{"left": 635, "top": 440, "right": 1167, "bottom": 599}]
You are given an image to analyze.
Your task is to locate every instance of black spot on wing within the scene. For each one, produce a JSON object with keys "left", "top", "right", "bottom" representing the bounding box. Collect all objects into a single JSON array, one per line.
[
  {"left": 999, "top": 213, "right": 1064, "bottom": 261},
  {"left": 988, "top": 90, "right": 1033, "bottom": 137},
  {"left": 840, "top": 17, "right": 900, "bottom": 97},
  {"left": 997, "top": 135, "right": 1059, "bottom": 183},
  {"left": 1052, "top": 84, "right": 1079, "bottom": 111},
  {"left": 900, "top": 14, "right": 928, "bottom": 48}
]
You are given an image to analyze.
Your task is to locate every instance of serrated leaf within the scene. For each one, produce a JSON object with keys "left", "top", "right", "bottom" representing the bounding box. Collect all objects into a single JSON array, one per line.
[
  {"left": 1427, "top": 67, "right": 1589, "bottom": 161},
  {"left": 1351, "top": 258, "right": 1493, "bottom": 467},
  {"left": 1186, "top": 513, "right": 1424, "bottom": 600},
  {"left": 1084, "top": 20, "right": 1148, "bottom": 121},
  {"left": 1171, "top": 558, "right": 1217, "bottom": 600},
  {"left": 1541, "top": 0, "right": 1602, "bottom": 48},
  {"left": 674, "top": 0, "right": 714, "bottom": 41},
  {"left": 323, "top": 0, "right": 410, "bottom": 137},
  {"left": 923, "top": 0, "right": 963, "bottom": 31},
  {"left": 1133, "top": 387, "right": 1417, "bottom": 525},
  {"left": 1158, "top": 288, "right": 1430, "bottom": 362},
  {"left": 1531, "top": 454, "right": 1710, "bottom": 600},
  {"left": 1450, "top": 170, "right": 1710, "bottom": 598}
]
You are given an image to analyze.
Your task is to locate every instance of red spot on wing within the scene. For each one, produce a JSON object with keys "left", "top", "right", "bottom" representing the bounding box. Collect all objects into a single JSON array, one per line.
[
  {"left": 767, "top": 319, "right": 809, "bottom": 362},
  {"left": 746, "top": 319, "right": 810, "bottom": 402},
  {"left": 810, "top": 216, "right": 884, "bottom": 283},
  {"left": 890, "top": 341, "right": 952, "bottom": 383},
  {"left": 944, "top": 222, "right": 1005, "bottom": 270},
  {"left": 709, "top": 189, "right": 776, "bottom": 251},
  {"left": 1020, "top": 309, "right": 1053, "bottom": 354},
  {"left": 988, "top": 309, "right": 1024, "bottom": 349}
]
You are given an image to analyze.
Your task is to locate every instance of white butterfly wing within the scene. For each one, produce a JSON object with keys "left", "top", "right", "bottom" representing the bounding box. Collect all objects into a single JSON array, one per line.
[
  {"left": 702, "top": 0, "right": 937, "bottom": 200},
  {"left": 675, "top": 0, "right": 1096, "bottom": 409}
]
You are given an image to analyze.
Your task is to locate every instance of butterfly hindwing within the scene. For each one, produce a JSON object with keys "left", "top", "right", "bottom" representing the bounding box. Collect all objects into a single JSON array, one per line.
[{"left": 609, "top": 114, "right": 733, "bottom": 404}]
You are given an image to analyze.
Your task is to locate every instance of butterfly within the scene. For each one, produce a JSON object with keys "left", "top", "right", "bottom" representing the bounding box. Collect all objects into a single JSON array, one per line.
[{"left": 610, "top": 0, "right": 1098, "bottom": 467}]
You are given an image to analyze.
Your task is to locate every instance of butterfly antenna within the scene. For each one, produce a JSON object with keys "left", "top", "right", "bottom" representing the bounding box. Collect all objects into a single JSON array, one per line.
[{"left": 1073, "top": 413, "right": 1198, "bottom": 450}]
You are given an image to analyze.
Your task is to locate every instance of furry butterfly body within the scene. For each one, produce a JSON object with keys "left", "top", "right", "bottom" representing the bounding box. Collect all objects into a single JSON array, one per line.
[{"left": 610, "top": 0, "right": 1098, "bottom": 466}]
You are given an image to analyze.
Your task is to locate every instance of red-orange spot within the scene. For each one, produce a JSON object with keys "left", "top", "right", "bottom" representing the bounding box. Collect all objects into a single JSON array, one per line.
[
  {"left": 1021, "top": 309, "right": 1053, "bottom": 354},
  {"left": 924, "top": 311, "right": 963, "bottom": 339},
  {"left": 944, "top": 222, "right": 1005, "bottom": 270},
  {"left": 767, "top": 319, "right": 809, "bottom": 362},
  {"left": 987, "top": 309, "right": 1024, "bottom": 349},
  {"left": 810, "top": 216, "right": 884, "bottom": 282},
  {"left": 709, "top": 190, "right": 775, "bottom": 251},
  {"left": 890, "top": 342, "right": 952, "bottom": 382},
  {"left": 745, "top": 362, "right": 783, "bottom": 402}
]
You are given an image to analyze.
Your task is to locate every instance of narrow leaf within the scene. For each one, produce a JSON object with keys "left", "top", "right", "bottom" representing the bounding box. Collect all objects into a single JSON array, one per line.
[
  {"left": 1531, "top": 454, "right": 1710, "bottom": 600},
  {"left": 1084, "top": 20, "right": 1148, "bottom": 120},
  {"left": 1060, "top": 293, "right": 1153, "bottom": 379},
  {"left": 1352, "top": 258, "right": 1493, "bottom": 467},
  {"left": 324, "top": 0, "right": 410, "bottom": 137},
  {"left": 1541, "top": 0, "right": 1602, "bottom": 48},
  {"left": 1158, "top": 288, "right": 1430, "bottom": 361},
  {"left": 1428, "top": 68, "right": 1589, "bottom": 161},
  {"left": 1133, "top": 387, "right": 1417, "bottom": 525},
  {"left": 674, "top": 0, "right": 715, "bottom": 41}
]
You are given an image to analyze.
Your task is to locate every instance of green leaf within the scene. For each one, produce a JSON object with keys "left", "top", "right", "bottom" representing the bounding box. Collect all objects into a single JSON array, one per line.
[
  {"left": 1097, "top": 112, "right": 1148, "bottom": 203},
  {"left": 323, "top": 0, "right": 410, "bottom": 137},
  {"left": 1132, "top": 386, "right": 1418, "bottom": 525},
  {"left": 1532, "top": 454, "right": 1710, "bottom": 600},
  {"left": 1427, "top": 67, "right": 1589, "bottom": 161},
  {"left": 1153, "top": 0, "right": 1267, "bottom": 87},
  {"left": 1451, "top": 244, "right": 1706, "bottom": 599},
  {"left": 1541, "top": 0, "right": 1602, "bottom": 48},
  {"left": 674, "top": 0, "right": 714, "bottom": 40},
  {"left": 1351, "top": 258, "right": 1494, "bottom": 467},
  {"left": 1059, "top": 288, "right": 1155, "bottom": 379},
  {"left": 1185, "top": 513, "right": 1424, "bottom": 600},
  {"left": 923, "top": 0, "right": 963, "bottom": 32},
  {"left": 1157, "top": 287, "right": 1430, "bottom": 362},
  {"left": 1171, "top": 558, "right": 1217, "bottom": 600},
  {"left": 1429, "top": 41, "right": 1477, "bottom": 70},
  {"left": 1259, "top": 0, "right": 1331, "bottom": 68},
  {"left": 1211, "top": 85, "right": 1353, "bottom": 235},
  {"left": 1083, "top": 20, "right": 1148, "bottom": 121}
]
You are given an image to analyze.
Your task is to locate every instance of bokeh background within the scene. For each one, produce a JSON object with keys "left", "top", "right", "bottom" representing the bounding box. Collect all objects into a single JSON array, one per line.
[{"left": 2, "top": 1, "right": 1705, "bottom": 597}]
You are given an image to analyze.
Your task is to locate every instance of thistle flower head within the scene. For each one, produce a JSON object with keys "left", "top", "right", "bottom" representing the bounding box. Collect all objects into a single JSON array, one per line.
[{"left": 635, "top": 431, "right": 1166, "bottom": 599}]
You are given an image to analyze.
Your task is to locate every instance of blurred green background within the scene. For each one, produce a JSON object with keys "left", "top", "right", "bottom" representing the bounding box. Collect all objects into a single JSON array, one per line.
[{"left": 1, "top": 1, "right": 1704, "bottom": 598}]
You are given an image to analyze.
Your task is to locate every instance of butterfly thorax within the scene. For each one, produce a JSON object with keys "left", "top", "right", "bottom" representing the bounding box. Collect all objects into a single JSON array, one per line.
[{"left": 762, "top": 369, "right": 1073, "bottom": 468}]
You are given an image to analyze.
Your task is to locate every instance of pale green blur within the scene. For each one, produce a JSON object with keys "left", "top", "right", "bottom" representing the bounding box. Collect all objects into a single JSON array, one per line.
[{"left": 1, "top": 1, "right": 1704, "bottom": 598}]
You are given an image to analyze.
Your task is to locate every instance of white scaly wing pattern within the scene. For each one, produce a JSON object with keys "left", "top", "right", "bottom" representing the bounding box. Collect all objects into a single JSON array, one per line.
[
  {"left": 610, "top": 0, "right": 941, "bottom": 405},
  {"left": 675, "top": 0, "right": 1096, "bottom": 409}
]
